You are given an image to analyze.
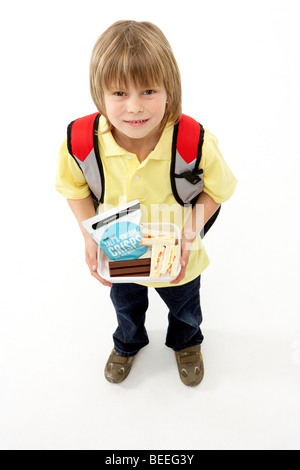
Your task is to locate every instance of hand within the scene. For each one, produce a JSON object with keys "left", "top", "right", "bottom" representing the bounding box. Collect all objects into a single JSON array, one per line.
[
  {"left": 84, "top": 235, "right": 112, "bottom": 287},
  {"left": 170, "top": 235, "right": 194, "bottom": 285}
]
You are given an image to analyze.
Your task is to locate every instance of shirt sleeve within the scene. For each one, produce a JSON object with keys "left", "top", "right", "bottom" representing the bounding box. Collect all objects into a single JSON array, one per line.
[
  {"left": 200, "top": 128, "right": 237, "bottom": 203},
  {"left": 55, "top": 137, "right": 91, "bottom": 199}
]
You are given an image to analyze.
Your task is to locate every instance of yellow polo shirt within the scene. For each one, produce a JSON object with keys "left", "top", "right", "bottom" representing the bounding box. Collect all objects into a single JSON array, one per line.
[{"left": 56, "top": 115, "right": 237, "bottom": 287}]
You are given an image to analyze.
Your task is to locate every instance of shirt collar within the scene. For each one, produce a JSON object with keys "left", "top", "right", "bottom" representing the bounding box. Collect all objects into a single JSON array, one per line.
[{"left": 98, "top": 115, "right": 173, "bottom": 161}]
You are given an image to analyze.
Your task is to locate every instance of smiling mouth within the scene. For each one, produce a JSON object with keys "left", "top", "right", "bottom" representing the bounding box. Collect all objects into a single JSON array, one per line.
[{"left": 124, "top": 119, "right": 149, "bottom": 125}]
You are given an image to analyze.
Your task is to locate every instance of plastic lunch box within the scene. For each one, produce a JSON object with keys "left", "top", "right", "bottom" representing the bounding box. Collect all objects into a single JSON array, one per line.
[{"left": 97, "top": 222, "right": 181, "bottom": 283}]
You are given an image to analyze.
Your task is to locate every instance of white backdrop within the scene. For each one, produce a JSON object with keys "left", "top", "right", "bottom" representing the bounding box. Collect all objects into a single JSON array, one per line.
[{"left": 0, "top": 0, "right": 299, "bottom": 450}]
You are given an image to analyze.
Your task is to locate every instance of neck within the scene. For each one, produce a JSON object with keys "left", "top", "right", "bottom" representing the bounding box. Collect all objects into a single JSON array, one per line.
[{"left": 112, "top": 128, "right": 162, "bottom": 162}]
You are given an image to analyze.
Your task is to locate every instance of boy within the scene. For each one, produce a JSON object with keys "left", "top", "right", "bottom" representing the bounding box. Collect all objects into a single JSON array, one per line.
[{"left": 56, "top": 20, "right": 237, "bottom": 386}]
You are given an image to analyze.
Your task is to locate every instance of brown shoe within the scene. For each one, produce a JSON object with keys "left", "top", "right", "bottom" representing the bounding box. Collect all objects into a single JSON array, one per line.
[
  {"left": 175, "top": 345, "right": 204, "bottom": 386},
  {"left": 104, "top": 349, "right": 136, "bottom": 384}
]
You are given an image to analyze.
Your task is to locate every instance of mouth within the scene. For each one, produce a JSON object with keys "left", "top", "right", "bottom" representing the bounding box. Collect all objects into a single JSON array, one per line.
[{"left": 124, "top": 119, "right": 149, "bottom": 127}]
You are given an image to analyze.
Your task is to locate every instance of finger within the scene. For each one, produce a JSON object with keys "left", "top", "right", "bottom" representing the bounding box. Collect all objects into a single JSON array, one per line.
[
  {"left": 91, "top": 263, "right": 112, "bottom": 287},
  {"left": 180, "top": 255, "right": 188, "bottom": 268},
  {"left": 170, "top": 265, "right": 186, "bottom": 285},
  {"left": 179, "top": 248, "right": 190, "bottom": 270}
]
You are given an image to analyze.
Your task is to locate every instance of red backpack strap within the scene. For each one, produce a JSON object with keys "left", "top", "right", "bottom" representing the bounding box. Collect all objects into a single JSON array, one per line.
[
  {"left": 171, "top": 114, "right": 221, "bottom": 237},
  {"left": 67, "top": 113, "right": 104, "bottom": 205},
  {"left": 67, "top": 112, "right": 99, "bottom": 161},
  {"left": 176, "top": 114, "right": 203, "bottom": 164},
  {"left": 171, "top": 114, "right": 205, "bottom": 206}
]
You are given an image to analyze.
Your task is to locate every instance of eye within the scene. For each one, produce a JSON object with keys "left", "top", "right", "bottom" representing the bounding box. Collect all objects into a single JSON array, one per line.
[
  {"left": 143, "top": 90, "right": 155, "bottom": 95},
  {"left": 114, "top": 91, "right": 126, "bottom": 97}
]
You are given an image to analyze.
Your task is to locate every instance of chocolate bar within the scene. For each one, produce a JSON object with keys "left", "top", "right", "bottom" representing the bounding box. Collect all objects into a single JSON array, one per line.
[{"left": 109, "top": 258, "right": 151, "bottom": 277}]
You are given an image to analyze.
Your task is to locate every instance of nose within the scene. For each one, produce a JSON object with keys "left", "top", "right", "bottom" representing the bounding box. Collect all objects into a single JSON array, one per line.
[{"left": 127, "top": 95, "right": 143, "bottom": 114}]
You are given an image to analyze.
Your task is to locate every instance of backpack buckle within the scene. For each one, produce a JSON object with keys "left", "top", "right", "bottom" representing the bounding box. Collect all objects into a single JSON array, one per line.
[{"left": 180, "top": 169, "right": 203, "bottom": 185}]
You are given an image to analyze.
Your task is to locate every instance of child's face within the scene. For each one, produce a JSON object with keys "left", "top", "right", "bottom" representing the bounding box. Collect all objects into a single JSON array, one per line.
[{"left": 104, "top": 82, "right": 168, "bottom": 142}]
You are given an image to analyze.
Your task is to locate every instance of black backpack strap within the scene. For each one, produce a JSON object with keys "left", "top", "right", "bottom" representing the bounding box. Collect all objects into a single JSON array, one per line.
[{"left": 200, "top": 205, "right": 221, "bottom": 238}]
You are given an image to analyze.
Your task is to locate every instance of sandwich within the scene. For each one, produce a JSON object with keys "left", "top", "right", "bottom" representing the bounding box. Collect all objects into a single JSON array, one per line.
[
  {"left": 168, "top": 244, "right": 180, "bottom": 278},
  {"left": 150, "top": 245, "right": 165, "bottom": 278},
  {"left": 140, "top": 225, "right": 177, "bottom": 247},
  {"left": 149, "top": 243, "right": 180, "bottom": 279},
  {"left": 140, "top": 226, "right": 174, "bottom": 239},
  {"left": 140, "top": 237, "right": 177, "bottom": 246},
  {"left": 140, "top": 225, "right": 181, "bottom": 279}
]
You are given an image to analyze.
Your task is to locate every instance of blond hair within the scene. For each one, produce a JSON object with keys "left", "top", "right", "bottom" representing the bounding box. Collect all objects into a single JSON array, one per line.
[{"left": 89, "top": 20, "right": 182, "bottom": 131}]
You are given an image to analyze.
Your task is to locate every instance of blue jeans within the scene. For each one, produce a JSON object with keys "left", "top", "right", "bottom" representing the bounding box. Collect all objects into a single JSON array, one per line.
[{"left": 110, "top": 276, "right": 203, "bottom": 357}]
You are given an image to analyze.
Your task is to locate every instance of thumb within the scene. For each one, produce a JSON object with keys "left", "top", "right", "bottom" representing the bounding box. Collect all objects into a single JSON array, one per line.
[
  {"left": 180, "top": 243, "right": 191, "bottom": 268},
  {"left": 180, "top": 256, "right": 187, "bottom": 267},
  {"left": 180, "top": 251, "right": 189, "bottom": 267},
  {"left": 90, "top": 255, "right": 98, "bottom": 272},
  {"left": 87, "top": 251, "right": 98, "bottom": 272}
]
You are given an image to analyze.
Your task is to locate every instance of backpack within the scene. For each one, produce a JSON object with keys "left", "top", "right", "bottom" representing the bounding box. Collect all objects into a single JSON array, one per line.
[{"left": 67, "top": 113, "right": 220, "bottom": 237}]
